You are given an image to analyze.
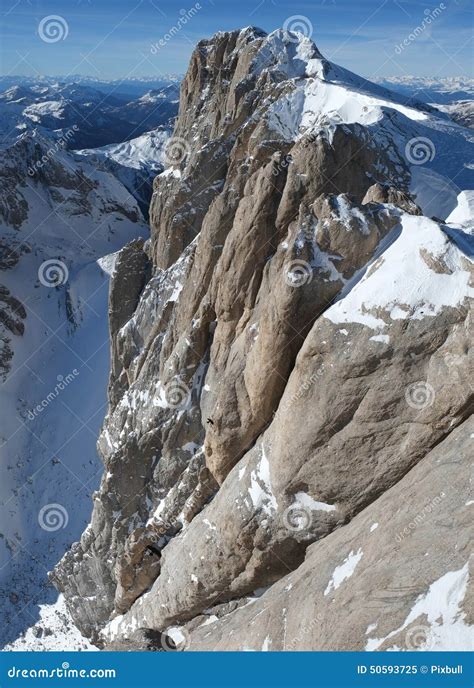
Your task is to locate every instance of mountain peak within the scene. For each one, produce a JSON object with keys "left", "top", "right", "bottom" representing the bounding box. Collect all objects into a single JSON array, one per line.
[{"left": 195, "top": 26, "right": 325, "bottom": 81}]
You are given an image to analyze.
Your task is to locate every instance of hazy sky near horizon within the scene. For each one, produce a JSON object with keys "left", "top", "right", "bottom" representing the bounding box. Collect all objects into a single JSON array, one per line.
[{"left": 0, "top": 0, "right": 472, "bottom": 81}]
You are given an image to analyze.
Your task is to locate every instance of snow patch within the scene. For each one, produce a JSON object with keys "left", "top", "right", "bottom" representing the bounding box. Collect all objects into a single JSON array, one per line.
[
  {"left": 294, "top": 491, "right": 336, "bottom": 512},
  {"left": 365, "top": 563, "right": 472, "bottom": 651},
  {"left": 446, "top": 190, "right": 474, "bottom": 227},
  {"left": 370, "top": 335, "right": 390, "bottom": 344},
  {"left": 325, "top": 214, "right": 473, "bottom": 331},
  {"left": 324, "top": 548, "right": 364, "bottom": 596},
  {"left": 247, "top": 444, "right": 278, "bottom": 515}
]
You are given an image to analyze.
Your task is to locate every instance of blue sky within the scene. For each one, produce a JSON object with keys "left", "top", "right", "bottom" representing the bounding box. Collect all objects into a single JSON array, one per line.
[{"left": 0, "top": 0, "right": 472, "bottom": 79}]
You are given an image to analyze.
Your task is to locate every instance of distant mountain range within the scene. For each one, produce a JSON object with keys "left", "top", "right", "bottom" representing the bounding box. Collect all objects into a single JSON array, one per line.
[
  {"left": 374, "top": 76, "right": 474, "bottom": 129},
  {"left": 0, "top": 75, "right": 182, "bottom": 100},
  {"left": 373, "top": 75, "right": 474, "bottom": 103},
  {"left": 0, "top": 78, "right": 179, "bottom": 149}
]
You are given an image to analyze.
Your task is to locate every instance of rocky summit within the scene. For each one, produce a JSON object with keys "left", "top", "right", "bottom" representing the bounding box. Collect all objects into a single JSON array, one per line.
[{"left": 48, "top": 28, "right": 473, "bottom": 651}]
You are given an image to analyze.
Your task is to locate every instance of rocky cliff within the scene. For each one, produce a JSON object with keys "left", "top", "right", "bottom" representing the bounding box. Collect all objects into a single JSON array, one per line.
[{"left": 52, "top": 28, "right": 473, "bottom": 651}]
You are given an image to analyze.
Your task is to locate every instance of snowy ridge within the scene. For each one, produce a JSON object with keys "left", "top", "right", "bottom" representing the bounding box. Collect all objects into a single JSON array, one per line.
[
  {"left": 245, "top": 30, "right": 473, "bottom": 220},
  {"left": 76, "top": 128, "right": 169, "bottom": 172},
  {"left": 0, "top": 78, "right": 178, "bottom": 150},
  {"left": 75, "top": 128, "right": 171, "bottom": 215},
  {"left": 325, "top": 193, "right": 473, "bottom": 332}
]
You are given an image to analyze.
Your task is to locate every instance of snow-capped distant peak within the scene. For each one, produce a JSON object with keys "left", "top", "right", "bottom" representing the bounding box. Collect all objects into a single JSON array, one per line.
[{"left": 76, "top": 128, "right": 169, "bottom": 171}]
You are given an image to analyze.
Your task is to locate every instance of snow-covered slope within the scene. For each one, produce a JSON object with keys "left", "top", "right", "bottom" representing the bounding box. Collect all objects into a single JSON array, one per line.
[
  {"left": 446, "top": 190, "right": 474, "bottom": 226},
  {"left": 432, "top": 101, "right": 474, "bottom": 130},
  {"left": 78, "top": 128, "right": 169, "bottom": 171},
  {"left": 4, "top": 595, "right": 98, "bottom": 651},
  {"left": 75, "top": 128, "right": 170, "bottom": 215},
  {"left": 0, "top": 129, "right": 149, "bottom": 648},
  {"left": 324, "top": 201, "right": 473, "bottom": 331}
]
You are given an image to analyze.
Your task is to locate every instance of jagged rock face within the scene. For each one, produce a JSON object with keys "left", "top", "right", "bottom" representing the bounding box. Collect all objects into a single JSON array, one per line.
[
  {"left": 0, "top": 241, "right": 29, "bottom": 379},
  {"left": 148, "top": 28, "right": 402, "bottom": 272},
  {"left": 52, "top": 28, "right": 473, "bottom": 649},
  {"left": 108, "top": 239, "right": 151, "bottom": 409},
  {"left": 184, "top": 416, "right": 473, "bottom": 650},
  {"left": 362, "top": 182, "right": 422, "bottom": 215}
]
